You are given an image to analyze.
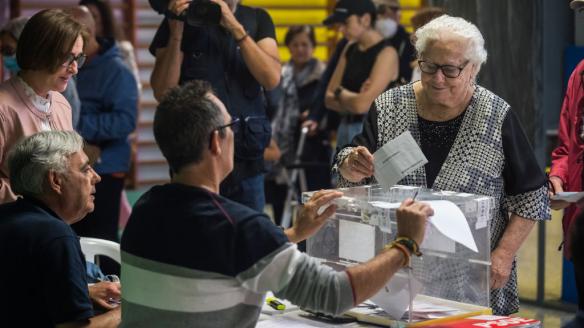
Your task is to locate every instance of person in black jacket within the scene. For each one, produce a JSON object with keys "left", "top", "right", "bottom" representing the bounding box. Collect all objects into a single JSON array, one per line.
[{"left": 149, "top": 0, "right": 281, "bottom": 212}]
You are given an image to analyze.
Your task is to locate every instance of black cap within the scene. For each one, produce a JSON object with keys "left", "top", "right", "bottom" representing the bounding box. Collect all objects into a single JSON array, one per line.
[{"left": 323, "top": 0, "right": 377, "bottom": 26}]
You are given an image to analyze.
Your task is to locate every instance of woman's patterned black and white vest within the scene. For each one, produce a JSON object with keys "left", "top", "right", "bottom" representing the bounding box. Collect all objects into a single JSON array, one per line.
[{"left": 336, "top": 83, "right": 550, "bottom": 315}]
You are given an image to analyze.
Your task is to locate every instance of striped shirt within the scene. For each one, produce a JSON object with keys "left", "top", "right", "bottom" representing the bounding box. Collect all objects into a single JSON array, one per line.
[{"left": 120, "top": 183, "right": 353, "bottom": 327}]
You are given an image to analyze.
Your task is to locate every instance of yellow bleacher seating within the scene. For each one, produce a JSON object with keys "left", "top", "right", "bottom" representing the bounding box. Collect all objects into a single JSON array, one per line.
[
  {"left": 242, "top": 0, "right": 424, "bottom": 61},
  {"left": 267, "top": 9, "right": 328, "bottom": 26},
  {"left": 400, "top": 10, "right": 416, "bottom": 27},
  {"left": 400, "top": 0, "right": 423, "bottom": 7}
]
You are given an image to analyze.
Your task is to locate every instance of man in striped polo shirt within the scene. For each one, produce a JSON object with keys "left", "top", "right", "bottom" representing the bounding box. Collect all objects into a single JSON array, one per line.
[{"left": 120, "top": 80, "right": 432, "bottom": 327}]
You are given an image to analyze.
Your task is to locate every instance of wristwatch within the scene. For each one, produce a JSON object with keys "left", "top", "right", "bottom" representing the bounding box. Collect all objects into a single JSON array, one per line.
[{"left": 334, "top": 86, "right": 343, "bottom": 100}]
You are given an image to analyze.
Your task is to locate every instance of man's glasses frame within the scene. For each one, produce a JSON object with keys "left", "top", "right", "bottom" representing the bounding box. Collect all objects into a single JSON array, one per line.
[
  {"left": 215, "top": 117, "right": 240, "bottom": 134},
  {"left": 418, "top": 60, "right": 469, "bottom": 78},
  {"left": 62, "top": 53, "right": 87, "bottom": 69},
  {"left": 209, "top": 117, "right": 240, "bottom": 148}
]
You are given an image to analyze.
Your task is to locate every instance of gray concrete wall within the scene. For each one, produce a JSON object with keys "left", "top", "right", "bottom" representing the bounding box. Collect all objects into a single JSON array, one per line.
[{"left": 429, "top": 0, "right": 573, "bottom": 167}]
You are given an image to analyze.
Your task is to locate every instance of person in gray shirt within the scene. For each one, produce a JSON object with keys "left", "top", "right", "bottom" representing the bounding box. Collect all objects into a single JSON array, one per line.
[{"left": 120, "top": 80, "right": 433, "bottom": 327}]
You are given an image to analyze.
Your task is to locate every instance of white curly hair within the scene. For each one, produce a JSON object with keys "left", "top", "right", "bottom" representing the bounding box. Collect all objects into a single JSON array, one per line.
[{"left": 414, "top": 15, "right": 488, "bottom": 77}]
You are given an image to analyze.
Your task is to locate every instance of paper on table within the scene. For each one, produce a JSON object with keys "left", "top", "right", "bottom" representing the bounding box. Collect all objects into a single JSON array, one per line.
[
  {"left": 407, "top": 300, "right": 461, "bottom": 313},
  {"left": 424, "top": 200, "right": 478, "bottom": 253},
  {"left": 373, "top": 131, "right": 428, "bottom": 190},
  {"left": 551, "top": 191, "right": 584, "bottom": 203},
  {"left": 339, "top": 220, "right": 375, "bottom": 262},
  {"left": 370, "top": 272, "right": 423, "bottom": 320},
  {"left": 256, "top": 316, "right": 324, "bottom": 327}
]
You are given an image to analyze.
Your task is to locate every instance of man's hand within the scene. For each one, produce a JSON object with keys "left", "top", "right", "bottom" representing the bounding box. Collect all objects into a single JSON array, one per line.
[
  {"left": 490, "top": 248, "right": 514, "bottom": 289},
  {"left": 285, "top": 190, "right": 343, "bottom": 243},
  {"left": 167, "top": 0, "right": 189, "bottom": 36},
  {"left": 339, "top": 146, "right": 374, "bottom": 183},
  {"left": 168, "top": 0, "right": 191, "bottom": 16},
  {"left": 549, "top": 176, "right": 570, "bottom": 210},
  {"left": 88, "top": 281, "right": 121, "bottom": 310},
  {"left": 396, "top": 198, "right": 433, "bottom": 246},
  {"left": 209, "top": 0, "right": 244, "bottom": 35}
]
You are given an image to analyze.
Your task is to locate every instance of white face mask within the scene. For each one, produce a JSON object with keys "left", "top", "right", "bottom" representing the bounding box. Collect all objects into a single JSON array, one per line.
[{"left": 375, "top": 18, "right": 398, "bottom": 39}]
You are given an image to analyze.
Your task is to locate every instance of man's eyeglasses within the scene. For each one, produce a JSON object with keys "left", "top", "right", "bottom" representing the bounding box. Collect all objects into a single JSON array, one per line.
[
  {"left": 418, "top": 60, "right": 469, "bottom": 78},
  {"left": 62, "top": 53, "right": 87, "bottom": 69},
  {"left": 215, "top": 117, "right": 240, "bottom": 134}
]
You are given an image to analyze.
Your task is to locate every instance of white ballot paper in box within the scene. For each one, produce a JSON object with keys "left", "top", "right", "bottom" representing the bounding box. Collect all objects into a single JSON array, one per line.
[
  {"left": 339, "top": 220, "right": 375, "bottom": 262},
  {"left": 423, "top": 200, "right": 478, "bottom": 253},
  {"left": 370, "top": 272, "right": 423, "bottom": 320},
  {"left": 373, "top": 131, "right": 428, "bottom": 190}
]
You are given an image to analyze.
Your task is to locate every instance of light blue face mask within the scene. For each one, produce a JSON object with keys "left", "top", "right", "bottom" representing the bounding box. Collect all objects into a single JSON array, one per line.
[{"left": 3, "top": 55, "right": 20, "bottom": 73}]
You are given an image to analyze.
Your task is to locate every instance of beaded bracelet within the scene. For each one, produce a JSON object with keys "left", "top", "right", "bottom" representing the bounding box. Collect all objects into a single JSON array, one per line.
[
  {"left": 394, "top": 237, "right": 422, "bottom": 257},
  {"left": 386, "top": 241, "right": 411, "bottom": 268}
]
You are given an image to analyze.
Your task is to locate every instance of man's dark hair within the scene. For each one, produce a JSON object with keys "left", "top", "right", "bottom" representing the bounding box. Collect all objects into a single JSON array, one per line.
[
  {"left": 17, "top": 9, "right": 88, "bottom": 73},
  {"left": 154, "top": 80, "right": 226, "bottom": 173},
  {"left": 284, "top": 25, "right": 316, "bottom": 48}
]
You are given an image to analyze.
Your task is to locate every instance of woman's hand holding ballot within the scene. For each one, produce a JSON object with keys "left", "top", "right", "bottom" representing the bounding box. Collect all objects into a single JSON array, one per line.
[{"left": 339, "top": 146, "right": 375, "bottom": 183}]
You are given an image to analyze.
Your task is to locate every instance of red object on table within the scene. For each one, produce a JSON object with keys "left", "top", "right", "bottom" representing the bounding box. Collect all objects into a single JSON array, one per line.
[{"left": 423, "top": 315, "right": 540, "bottom": 327}]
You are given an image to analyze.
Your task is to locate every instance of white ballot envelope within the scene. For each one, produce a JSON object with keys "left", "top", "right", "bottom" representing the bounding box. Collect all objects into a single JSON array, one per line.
[
  {"left": 373, "top": 131, "right": 427, "bottom": 190},
  {"left": 424, "top": 200, "right": 478, "bottom": 253}
]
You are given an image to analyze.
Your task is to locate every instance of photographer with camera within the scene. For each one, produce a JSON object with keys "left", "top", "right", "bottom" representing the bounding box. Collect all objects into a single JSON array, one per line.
[{"left": 149, "top": 0, "right": 281, "bottom": 211}]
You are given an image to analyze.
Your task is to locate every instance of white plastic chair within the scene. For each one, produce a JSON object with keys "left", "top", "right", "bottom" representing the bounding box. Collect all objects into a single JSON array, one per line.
[{"left": 80, "top": 237, "right": 121, "bottom": 265}]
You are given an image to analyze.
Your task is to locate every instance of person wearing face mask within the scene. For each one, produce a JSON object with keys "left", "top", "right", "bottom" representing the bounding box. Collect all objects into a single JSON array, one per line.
[
  {"left": 324, "top": 0, "right": 399, "bottom": 149},
  {"left": 0, "top": 17, "right": 26, "bottom": 75},
  {"left": 0, "top": 9, "right": 87, "bottom": 204},
  {"left": 0, "top": 16, "right": 82, "bottom": 129},
  {"left": 374, "top": 0, "right": 416, "bottom": 85}
]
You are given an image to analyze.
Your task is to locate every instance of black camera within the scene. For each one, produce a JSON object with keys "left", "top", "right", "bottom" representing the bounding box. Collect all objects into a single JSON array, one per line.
[
  {"left": 148, "top": 0, "right": 222, "bottom": 26},
  {"left": 185, "top": 0, "right": 222, "bottom": 26}
]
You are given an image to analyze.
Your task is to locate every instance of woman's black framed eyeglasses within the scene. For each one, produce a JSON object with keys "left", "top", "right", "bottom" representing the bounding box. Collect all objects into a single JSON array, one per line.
[
  {"left": 215, "top": 117, "right": 240, "bottom": 134},
  {"left": 62, "top": 53, "right": 87, "bottom": 69},
  {"left": 418, "top": 60, "right": 469, "bottom": 78}
]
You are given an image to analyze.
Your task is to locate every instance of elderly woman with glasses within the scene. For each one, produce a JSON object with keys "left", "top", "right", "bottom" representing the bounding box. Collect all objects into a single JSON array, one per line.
[
  {"left": 0, "top": 9, "right": 87, "bottom": 203},
  {"left": 333, "top": 15, "right": 550, "bottom": 315}
]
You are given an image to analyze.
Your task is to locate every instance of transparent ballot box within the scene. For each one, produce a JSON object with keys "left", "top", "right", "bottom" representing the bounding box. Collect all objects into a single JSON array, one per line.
[{"left": 302, "top": 185, "right": 495, "bottom": 327}]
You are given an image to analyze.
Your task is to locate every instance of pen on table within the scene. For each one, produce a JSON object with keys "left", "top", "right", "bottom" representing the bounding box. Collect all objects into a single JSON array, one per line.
[{"left": 266, "top": 297, "right": 285, "bottom": 311}]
